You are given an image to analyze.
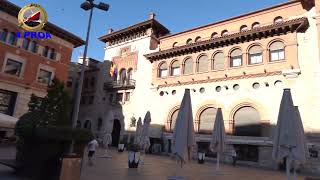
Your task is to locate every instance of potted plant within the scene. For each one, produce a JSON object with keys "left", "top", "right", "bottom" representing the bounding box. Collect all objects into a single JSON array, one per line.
[
  {"left": 197, "top": 149, "right": 206, "bottom": 164},
  {"left": 118, "top": 138, "right": 126, "bottom": 152},
  {"left": 127, "top": 143, "right": 140, "bottom": 168}
]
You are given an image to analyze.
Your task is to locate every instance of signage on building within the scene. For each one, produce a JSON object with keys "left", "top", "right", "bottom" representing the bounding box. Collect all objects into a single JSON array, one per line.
[{"left": 16, "top": 3, "right": 51, "bottom": 39}]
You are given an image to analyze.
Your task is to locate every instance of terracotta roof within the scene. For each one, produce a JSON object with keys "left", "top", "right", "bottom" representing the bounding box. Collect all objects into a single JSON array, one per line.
[
  {"left": 145, "top": 17, "right": 309, "bottom": 62},
  {"left": 99, "top": 19, "right": 170, "bottom": 43},
  {"left": 0, "top": 0, "right": 85, "bottom": 48}
]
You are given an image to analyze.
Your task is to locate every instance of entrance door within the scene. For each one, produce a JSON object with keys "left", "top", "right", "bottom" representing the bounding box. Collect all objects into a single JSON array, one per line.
[{"left": 111, "top": 119, "right": 121, "bottom": 147}]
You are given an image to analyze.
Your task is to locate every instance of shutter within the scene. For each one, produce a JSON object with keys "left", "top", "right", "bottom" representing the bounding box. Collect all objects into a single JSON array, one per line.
[
  {"left": 270, "top": 41, "right": 284, "bottom": 51},
  {"left": 213, "top": 52, "right": 224, "bottom": 70},
  {"left": 184, "top": 58, "right": 193, "bottom": 74},
  {"left": 231, "top": 49, "right": 242, "bottom": 57},
  {"left": 198, "top": 55, "right": 208, "bottom": 72}
]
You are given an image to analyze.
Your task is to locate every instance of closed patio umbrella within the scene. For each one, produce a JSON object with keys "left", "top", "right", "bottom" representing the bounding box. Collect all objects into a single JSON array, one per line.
[
  {"left": 272, "top": 89, "right": 307, "bottom": 180},
  {"left": 172, "top": 89, "right": 195, "bottom": 166},
  {"left": 210, "top": 108, "right": 226, "bottom": 171},
  {"left": 134, "top": 117, "right": 143, "bottom": 144},
  {"left": 140, "top": 111, "right": 151, "bottom": 151}
]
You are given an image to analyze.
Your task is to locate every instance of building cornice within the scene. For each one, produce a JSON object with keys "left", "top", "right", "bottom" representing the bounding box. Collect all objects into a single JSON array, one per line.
[
  {"left": 145, "top": 17, "right": 309, "bottom": 62},
  {"left": 157, "top": 71, "right": 282, "bottom": 88},
  {"left": 99, "top": 19, "right": 170, "bottom": 43}
]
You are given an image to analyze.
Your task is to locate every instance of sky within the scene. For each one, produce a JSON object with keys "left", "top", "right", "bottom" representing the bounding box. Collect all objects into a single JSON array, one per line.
[{"left": 9, "top": 0, "right": 287, "bottom": 62}]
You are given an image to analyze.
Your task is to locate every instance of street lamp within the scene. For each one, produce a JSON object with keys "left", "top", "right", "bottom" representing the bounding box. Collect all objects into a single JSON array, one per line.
[{"left": 70, "top": 0, "right": 109, "bottom": 152}]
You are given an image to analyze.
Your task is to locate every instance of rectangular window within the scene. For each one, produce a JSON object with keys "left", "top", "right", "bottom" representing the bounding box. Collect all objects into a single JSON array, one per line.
[
  {"left": 4, "top": 59, "right": 22, "bottom": 77},
  {"left": 22, "top": 39, "right": 30, "bottom": 50},
  {"left": 8, "top": 32, "right": 17, "bottom": 46},
  {"left": 0, "top": 29, "right": 8, "bottom": 42},
  {"left": 116, "top": 93, "right": 123, "bottom": 102},
  {"left": 270, "top": 50, "right": 285, "bottom": 61},
  {"left": 37, "top": 69, "right": 52, "bottom": 85},
  {"left": 125, "top": 92, "right": 130, "bottom": 101},
  {"left": 231, "top": 56, "right": 242, "bottom": 67},
  {"left": 249, "top": 53, "right": 263, "bottom": 64},
  {"left": 0, "top": 89, "right": 17, "bottom": 116},
  {"left": 30, "top": 41, "right": 38, "bottom": 53},
  {"left": 49, "top": 48, "right": 56, "bottom": 60},
  {"left": 43, "top": 46, "right": 49, "bottom": 57}
]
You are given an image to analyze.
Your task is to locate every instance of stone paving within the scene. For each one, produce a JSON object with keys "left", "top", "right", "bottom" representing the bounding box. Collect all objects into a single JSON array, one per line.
[{"left": 80, "top": 148, "right": 308, "bottom": 180}]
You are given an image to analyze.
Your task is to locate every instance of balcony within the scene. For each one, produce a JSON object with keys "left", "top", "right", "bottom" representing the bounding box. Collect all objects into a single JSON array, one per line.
[{"left": 104, "top": 79, "right": 136, "bottom": 90}]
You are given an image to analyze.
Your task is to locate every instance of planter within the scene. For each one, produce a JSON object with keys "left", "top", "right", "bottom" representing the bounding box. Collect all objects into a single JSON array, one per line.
[
  {"left": 198, "top": 152, "right": 205, "bottom": 164},
  {"left": 118, "top": 144, "right": 125, "bottom": 152},
  {"left": 128, "top": 151, "right": 140, "bottom": 168}
]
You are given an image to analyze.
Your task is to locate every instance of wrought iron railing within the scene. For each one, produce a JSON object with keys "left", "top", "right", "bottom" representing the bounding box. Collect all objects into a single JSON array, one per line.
[{"left": 105, "top": 79, "right": 136, "bottom": 89}]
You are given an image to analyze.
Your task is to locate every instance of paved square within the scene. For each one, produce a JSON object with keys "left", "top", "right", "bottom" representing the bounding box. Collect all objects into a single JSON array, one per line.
[{"left": 81, "top": 148, "right": 307, "bottom": 180}]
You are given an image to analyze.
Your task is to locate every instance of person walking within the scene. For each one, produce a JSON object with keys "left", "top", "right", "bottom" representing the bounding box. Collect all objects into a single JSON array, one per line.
[
  {"left": 231, "top": 147, "right": 237, "bottom": 166},
  {"left": 87, "top": 137, "right": 99, "bottom": 166}
]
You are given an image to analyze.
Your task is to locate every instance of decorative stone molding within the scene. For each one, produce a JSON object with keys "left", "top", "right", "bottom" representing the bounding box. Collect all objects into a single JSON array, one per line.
[{"left": 282, "top": 68, "right": 301, "bottom": 78}]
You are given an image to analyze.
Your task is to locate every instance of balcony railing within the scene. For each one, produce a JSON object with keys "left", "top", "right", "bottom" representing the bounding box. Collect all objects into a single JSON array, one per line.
[{"left": 104, "top": 79, "right": 136, "bottom": 90}]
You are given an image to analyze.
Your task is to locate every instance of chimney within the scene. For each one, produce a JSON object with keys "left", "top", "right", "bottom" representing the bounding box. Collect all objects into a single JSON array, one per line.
[
  {"left": 108, "top": 28, "right": 113, "bottom": 34},
  {"left": 149, "top": 12, "right": 156, "bottom": 20}
]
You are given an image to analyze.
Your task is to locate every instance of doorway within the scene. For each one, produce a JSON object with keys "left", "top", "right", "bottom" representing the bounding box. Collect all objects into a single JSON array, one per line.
[{"left": 111, "top": 119, "right": 121, "bottom": 147}]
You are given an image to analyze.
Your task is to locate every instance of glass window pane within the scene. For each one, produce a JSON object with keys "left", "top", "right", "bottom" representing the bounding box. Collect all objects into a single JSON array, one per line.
[
  {"left": 213, "top": 52, "right": 224, "bottom": 70},
  {"left": 198, "top": 55, "right": 208, "bottom": 72},
  {"left": 4, "top": 59, "right": 22, "bottom": 76},
  {"left": 232, "top": 56, "right": 242, "bottom": 67},
  {"left": 271, "top": 51, "right": 279, "bottom": 61},
  {"left": 183, "top": 58, "right": 193, "bottom": 74},
  {"left": 43, "top": 46, "right": 49, "bottom": 57},
  {"left": 0, "top": 89, "right": 17, "bottom": 116},
  {"left": 249, "top": 53, "right": 262, "bottom": 64},
  {"left": 37, "top": 69, "right": 52, "bottom": 85},
  {"left": 22, "top": 39, "right": 30, "bottom": 50},
  {"left": 160, "top": 69, "right": 167, "bottom": 77},
  {"left": 8, "top": 32, "right": 17, "bottom": 45},
  {"left": 270, "top": 41, "right": 284, "bottom": 51},
  {"left": 0, "top": 29, "right": 8, "bottom": 42},
  {"left": 172, "top": 67, "right": 180, "bottom": 76},
  {"left": 199, "top": 107, "right": 217, "bottom": 133},
  {"left": 30, "top": 41, "right": 38, "bottom": 53},
  {"left": 278, "top": 50, "right": 285, "bottom": 60}
]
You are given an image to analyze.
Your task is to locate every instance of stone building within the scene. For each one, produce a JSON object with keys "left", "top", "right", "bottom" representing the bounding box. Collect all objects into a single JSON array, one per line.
[
  {"left": 0, "top": 0, "right": 84, "bottom": 137},
  {"left": 78, "top": 0, "right": 320, "bottom": 172}
]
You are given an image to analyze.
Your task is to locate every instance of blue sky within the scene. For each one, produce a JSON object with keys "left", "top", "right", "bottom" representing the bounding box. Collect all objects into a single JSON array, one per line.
[{"left": 9, "top": 0, "right": 287, "bottom": 62}]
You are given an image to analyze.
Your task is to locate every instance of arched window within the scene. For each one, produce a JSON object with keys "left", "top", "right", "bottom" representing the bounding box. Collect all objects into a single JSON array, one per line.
[
  {"left": 119, "top": 68, "right": 126, "bottom": 84},
  {"left": 8, "top": 32, "right": 17, "bottom": 45},
  {"left": 240, "top": 25, "right": 248, "bottom": 32},
  {"left": 248, "top": 45, "right": 263, "bottom": 64},
  {"left": 22, "top": 39, "right": 30, "bottom": 50},
  {"left": 30, "top": 41, "right": 38, "bottom": 53},
  {"left": 84, "top": 120, "right": 91, "bottom": 129},
  {"left": 197, "top": 55, "right": 208, "bottom": 73},
  {"left": 183, "top": 58, "right": 193, "bottom": 75},
  {"left": 0, "top": 29, "right": 8, "bottom": 42},
  {"left": 97, "top": 118, "right": 103, "bottom": 131},
  {"left": 269, "top": 41, "right": 285, "bottom": 61},
  {"left": 233, "top": 106, "right": 261, "bottom": 136},
  {"left": 252, "top": 22, "right": 260, "bottom": 29},
  {"left": 212, "top": 52, "right": 224, "bottom": 70},
  {"left": 195, "top": 36, "right": 201, "bottom": 42},
  {"left": 186, "top": 38, "right": 193, "bottom": 44},
  {"left": 230, "top": 49, "right": 242, "bottom": 67},
  {"left": 274, "top": 16, "right": 284, "bottom": 24},
  {"left": 172, "top": 42, "right": 178, "bottom": 48},
  {"left": 170, "top": 109, "right": 179, "bottom": 131},
  {"left": 158, "top": 62, "right": 168, "bottom": 78},
  {"left": 221, "top": 30, "right": 229, "bottom": 36},
  {"left": 170, "top": 60, "right": 180, "bottom": 76},
  {"left": 199, "top": 107, "right": 217, "bottom": 133},
  {"left": 211, "top": 32, "right": 218, "bottom": 38},
  {"left": 127, "top": 68, "right": 133, "bottom": 84}
]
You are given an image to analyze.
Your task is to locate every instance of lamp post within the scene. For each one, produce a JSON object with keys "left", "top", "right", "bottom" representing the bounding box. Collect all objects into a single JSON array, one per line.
[{"left": 70, "top": 0, "right": 109, "bottom": 152}]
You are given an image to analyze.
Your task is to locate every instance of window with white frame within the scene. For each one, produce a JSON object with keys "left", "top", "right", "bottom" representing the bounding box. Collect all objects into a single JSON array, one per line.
[
  {"left": 158, "top": 62, "right": 168, "bottom": 78},
  {"left": 8, "top": 32, "right": 17, "bottom": 46},
  {"left": 0, "top": 29, "right": 8, "bottom": 42},
  {"left": 230, "top": 49, "right": 242, "bottom": 67},
  {"left": 248, "top": 45, "right": 263, "bottom": 64},
  {"left": 269, "top": 41, "right": 285, "bottom": 61},
  {"left": 170, "top": 60, "right": 180, "bottom": 76},
  {"left": 37, "top": 69, "right": 52, "bottom": 85},
  {"left": 4, "top": 59, "right": 23, "bottom": 77}
]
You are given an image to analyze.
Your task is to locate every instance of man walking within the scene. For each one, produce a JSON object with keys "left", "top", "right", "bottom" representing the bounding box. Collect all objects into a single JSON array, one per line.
[{"left": 87, "top": 137, "right": 99, "bottom": 166}]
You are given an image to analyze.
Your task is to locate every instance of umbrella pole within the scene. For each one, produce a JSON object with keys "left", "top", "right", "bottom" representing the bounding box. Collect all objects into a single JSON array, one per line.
[
  {"left": 216, "top": 153, "right": 220, "bottom": 171},
  {"left": 286, "top": 157, "right": 291, "bottom": 180}
]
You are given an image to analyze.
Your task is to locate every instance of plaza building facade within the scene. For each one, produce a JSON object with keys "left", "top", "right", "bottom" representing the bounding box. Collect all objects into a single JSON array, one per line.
[
  {"left": 0, "top": 0, "right": 84, "bottom": 138},
  {"left": 77, "top": 0, "right": 320, "bottom": 172}
]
